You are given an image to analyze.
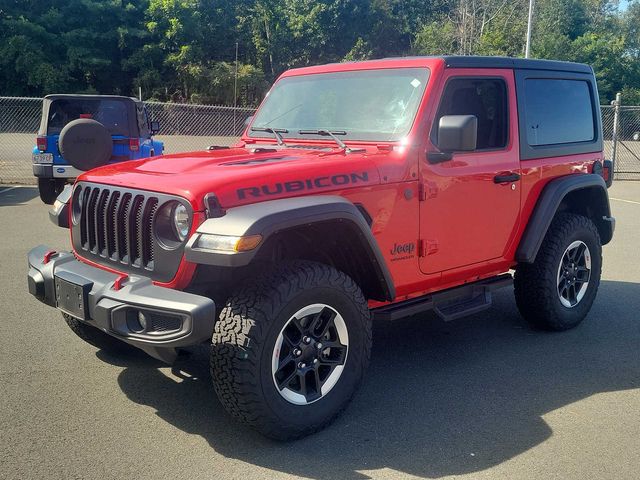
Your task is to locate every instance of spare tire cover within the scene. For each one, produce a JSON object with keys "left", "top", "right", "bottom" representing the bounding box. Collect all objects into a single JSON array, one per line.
[{"left": 59, "top": 118, "right": 113, "bottom": 171}]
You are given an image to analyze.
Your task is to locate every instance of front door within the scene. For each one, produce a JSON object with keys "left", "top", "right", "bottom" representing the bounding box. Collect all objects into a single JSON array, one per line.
[{"left": 419, "top": 69, "right": 521, "bottom": 275}]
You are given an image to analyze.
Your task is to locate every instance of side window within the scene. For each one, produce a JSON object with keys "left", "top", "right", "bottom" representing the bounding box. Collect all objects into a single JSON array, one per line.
[
  {"left": 136, "top": 103, "right": 150, "bottom": 137},
  {"left": 433, "top": 78, "right": 508, "bottom": 150},
  {"left": 524, "top": 79, "right": 594, "bottom": 146}
]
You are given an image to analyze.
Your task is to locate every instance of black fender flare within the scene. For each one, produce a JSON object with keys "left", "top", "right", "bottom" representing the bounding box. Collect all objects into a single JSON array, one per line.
[
  {"left": 185, "top": 195, "right": 395, "bottom": 301},
  {"left": 516, "top": 174, "right": 615, "bottom": 263}
]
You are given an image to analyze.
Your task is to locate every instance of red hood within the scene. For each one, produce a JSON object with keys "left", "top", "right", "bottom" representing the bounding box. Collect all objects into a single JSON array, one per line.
[{"left": 77, "top": 146, "right": 383, "bottom": 211}]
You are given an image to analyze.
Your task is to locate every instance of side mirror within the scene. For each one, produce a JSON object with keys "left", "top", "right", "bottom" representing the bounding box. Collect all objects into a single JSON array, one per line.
[
  {"left": 243, "top": 115, "right": 254, "bottom": 128},
  {"left": 437, "top": 115, "right": 477, "bottom": 152},
  {"left": 150, "top": 120, "right": 160, "bottom": 135}
]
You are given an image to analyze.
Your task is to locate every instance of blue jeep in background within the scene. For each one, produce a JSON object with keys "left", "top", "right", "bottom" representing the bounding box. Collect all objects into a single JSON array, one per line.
[{"left": 33, "top": 95, "right": 164, "bottom": 203}]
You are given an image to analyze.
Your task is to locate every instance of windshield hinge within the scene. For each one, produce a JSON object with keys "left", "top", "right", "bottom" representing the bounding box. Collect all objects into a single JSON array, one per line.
[{"left": 418, "top": 181, "right": 437, "bottom": 201}]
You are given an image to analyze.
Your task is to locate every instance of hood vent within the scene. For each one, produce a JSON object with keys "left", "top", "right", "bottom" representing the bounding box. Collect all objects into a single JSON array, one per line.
[{"left": 222, "top": 155, "right": 302, "bottom": 166}]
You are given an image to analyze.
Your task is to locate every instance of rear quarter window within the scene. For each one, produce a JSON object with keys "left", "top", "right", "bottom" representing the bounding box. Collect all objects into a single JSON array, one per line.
[
  {"left": 524, "top": 79, "right": 595, "bottom": 146},
  {"left": 136, "top": 103, "right": 150, "bottom": 137}
]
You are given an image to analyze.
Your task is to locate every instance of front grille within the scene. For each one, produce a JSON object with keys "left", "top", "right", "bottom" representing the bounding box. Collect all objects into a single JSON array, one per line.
[
  {"left": 71, "top": 182, "right": 188, "bottom": 283},
  {"left": 78, "top": 184, "right": 158, "bottom": 268}
]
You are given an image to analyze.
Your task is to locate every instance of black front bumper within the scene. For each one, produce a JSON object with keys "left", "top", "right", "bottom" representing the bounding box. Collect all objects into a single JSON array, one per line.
[{"left": 27, "top": 245, "right": 216, "bottom": 362}]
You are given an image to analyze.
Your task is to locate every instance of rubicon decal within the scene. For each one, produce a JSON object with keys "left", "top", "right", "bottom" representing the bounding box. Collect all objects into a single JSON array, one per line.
[{"left": 237, "top": 172, "right": 370, "bottom": 199}]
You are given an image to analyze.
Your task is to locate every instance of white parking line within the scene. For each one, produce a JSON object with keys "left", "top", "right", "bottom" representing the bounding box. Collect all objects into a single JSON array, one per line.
[
  {"left": 610, "top": 197, "right": 640, "bottom": 206},
  {"left": 0, "top": 186, "right": 19, "bottom": 195}
]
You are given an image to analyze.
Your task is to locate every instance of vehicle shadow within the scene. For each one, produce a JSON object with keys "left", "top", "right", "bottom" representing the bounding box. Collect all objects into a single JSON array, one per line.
[
  {"left": 0, "top": 186, "right": 39, "bottom": 206},
  {"left": 115, "top": 280, "right": 640, "bottom": 479}
]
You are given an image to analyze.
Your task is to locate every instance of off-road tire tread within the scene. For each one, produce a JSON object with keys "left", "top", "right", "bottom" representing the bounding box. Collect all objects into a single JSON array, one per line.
[
  {"left": 514, "top": 213, "right": 601, "bottom": 331},
  {"left": 210, "top": 260, "right": 371, "bottom": 440}
]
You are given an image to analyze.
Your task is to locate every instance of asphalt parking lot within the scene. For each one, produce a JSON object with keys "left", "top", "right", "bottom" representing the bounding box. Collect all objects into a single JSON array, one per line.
[{"left": 1, "top": 182, "right": 639, "bottom": 480}]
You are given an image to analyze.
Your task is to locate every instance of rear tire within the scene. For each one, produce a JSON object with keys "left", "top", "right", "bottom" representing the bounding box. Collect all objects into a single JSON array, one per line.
[
  {"left": 211, "top": 261, "right": 371, "bottom": 440},
  {"left": 38, "top": 178, "right": 65, "bottom": 204},
  {"left": 514, "top": 213, "right": 602, "bottom": 331},
  {"left": 63, "top": 313, "right": 132, "bottom": 353}
]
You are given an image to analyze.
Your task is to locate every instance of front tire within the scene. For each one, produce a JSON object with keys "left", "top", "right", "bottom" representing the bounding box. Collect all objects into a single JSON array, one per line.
[
  {"left": 514, "top": 213, "right": 602, "bottom": 331},
  {"left": 211, "top": 261, "right": 371, "bottom": 440}
]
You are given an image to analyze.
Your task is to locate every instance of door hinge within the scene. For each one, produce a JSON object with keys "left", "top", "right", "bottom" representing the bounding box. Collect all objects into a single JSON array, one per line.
[
  {"left": 419, "top": 239, "right": 439, "bottom": 257},
  {"left": 418, "top": 181, "right": 438, "bottom": 201}
]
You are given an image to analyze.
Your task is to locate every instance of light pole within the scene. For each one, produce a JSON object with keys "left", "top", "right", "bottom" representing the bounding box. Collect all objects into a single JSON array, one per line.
[
  {"left": 233, "top": 41, "right": 239, "bottom": 134},
  {"left": 525, "top": 0, "right": 535, "bottom": 58}
]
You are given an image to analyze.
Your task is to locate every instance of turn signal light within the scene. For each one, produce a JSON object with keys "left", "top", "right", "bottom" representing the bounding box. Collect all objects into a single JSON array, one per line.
[
  {"left": 129, "top": 138, "right": 140, "bottom": 151},
  {"left": 235, "top": 235, "right": 263, "bottom": 252},
  {"left": 195, "top": 234, "right": 263, "bottom": 252}
]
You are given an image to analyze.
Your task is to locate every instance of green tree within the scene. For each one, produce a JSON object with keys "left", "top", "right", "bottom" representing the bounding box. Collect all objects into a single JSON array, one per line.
[
  {"left": 0, "top": 0, "right": 149, "bottom": 96},
  {"left": 0, "top": 0, "right": 639, "bottom": 105}
]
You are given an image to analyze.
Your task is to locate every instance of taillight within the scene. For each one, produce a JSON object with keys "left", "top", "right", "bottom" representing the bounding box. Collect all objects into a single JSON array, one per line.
[
  {"left": 603, "top": 160, "right": 613, "bottom": 188},
  {"left": 36, "top": 136, "right": 47, "bottom": 152},
  {"left": 129, "top": 138, "right": 140, "bottom": 151}
]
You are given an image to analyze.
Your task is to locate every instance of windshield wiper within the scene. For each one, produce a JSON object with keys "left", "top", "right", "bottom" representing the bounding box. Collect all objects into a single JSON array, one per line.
[
  {"left": 298, "top": 129, "right": 364, "bottom": 153},
  {"left": 251, "top": 127, "right": 288, "bottom": 146}
]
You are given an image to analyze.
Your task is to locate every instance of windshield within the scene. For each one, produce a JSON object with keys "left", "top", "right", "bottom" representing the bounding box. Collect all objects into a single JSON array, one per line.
[
  {"left": 249, "top": 68, "right": 430, "bottom": 142},
  {"left": 46, "top": 99, "right": 131, "bottom": 136}
]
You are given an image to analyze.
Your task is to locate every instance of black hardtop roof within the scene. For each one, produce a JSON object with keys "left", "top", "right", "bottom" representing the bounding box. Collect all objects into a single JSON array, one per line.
[
  {"left": 377, "top": 55, "right": 592, "bottom": 74},
  {"left": 43, "top": 94, "right": 140, "bottom": 102},
  {"left": 39, "top": 94, "right": 141, "bottom": 136},
  {"left": 441, "top": 56, "right": 592, "bottom": 73}
]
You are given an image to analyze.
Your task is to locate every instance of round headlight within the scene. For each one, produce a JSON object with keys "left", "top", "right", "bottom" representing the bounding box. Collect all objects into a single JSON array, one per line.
[
  {"left": 71, "top": 185, "right": 83, "bottom": 225},
  {"left": 172, "top": 203, "right": 190, "bottom": 241},
  {"left": 155, "top": 201, "right": 191, "bottom": 249}
]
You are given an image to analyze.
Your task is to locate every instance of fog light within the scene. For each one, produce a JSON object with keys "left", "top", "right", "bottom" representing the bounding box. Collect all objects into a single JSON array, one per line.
[
  {"left": 138, "top": 312, "right": 148, "bottom": 330},
  {"left": 126, "top": 310, "right": 147, "bottom": 333}
]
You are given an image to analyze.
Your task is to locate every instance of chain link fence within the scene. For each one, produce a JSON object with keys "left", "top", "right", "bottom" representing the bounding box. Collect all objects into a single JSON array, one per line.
[
  {"left": 1, "top": 95, "right": 639, "bottom": 185},
  {"left": 602, "top": 103, "right": 640, "bottom": 180},
  {"left": 0, "top": 96, "right": 255, "bottom": 184},
  {"left": 0, "top": 97, "right": 41, "bottom": 184}
]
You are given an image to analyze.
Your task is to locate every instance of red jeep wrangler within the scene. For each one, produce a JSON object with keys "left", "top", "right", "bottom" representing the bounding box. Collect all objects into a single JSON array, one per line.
[{"left": 29, "top": 56, "right": 615, "bottom": 440}]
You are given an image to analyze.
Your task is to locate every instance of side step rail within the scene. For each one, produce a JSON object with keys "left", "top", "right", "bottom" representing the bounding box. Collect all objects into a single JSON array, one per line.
[{"left": 372, "top": 274, "right": 513, "bottom": 322}]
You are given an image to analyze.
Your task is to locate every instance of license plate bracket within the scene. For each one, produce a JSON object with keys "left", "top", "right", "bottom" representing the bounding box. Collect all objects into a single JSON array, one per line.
[{"left": 54, "top": 271, "right": 93, "bottom": 320}]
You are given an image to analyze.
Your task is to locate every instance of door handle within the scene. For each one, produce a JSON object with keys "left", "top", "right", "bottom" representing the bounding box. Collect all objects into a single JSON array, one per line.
[{"left": 494, "top": 172, "right": 521, "bottom": 184}]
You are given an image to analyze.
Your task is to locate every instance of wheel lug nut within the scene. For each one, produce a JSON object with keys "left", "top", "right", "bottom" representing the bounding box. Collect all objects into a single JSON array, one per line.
[
  {"left": 298, "top": 362, "right": 306, "bottom": 369},
  {"left": 316, "top": 342, "right": 323, "bottom": 350},
  {"left": 303, "top": 336, "right": 311, "bottom": 344},
  {"left": 313, "top": 359, "right": 318, "bottom": 365},
  {"left": 293, "top": 348, "right": 302, "bottom": 357}
]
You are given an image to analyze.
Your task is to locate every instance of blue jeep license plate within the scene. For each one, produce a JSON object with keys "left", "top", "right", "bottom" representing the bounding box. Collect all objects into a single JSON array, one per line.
[{"left": 33, "top": 153, "right": 53, "bottom": 164}]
